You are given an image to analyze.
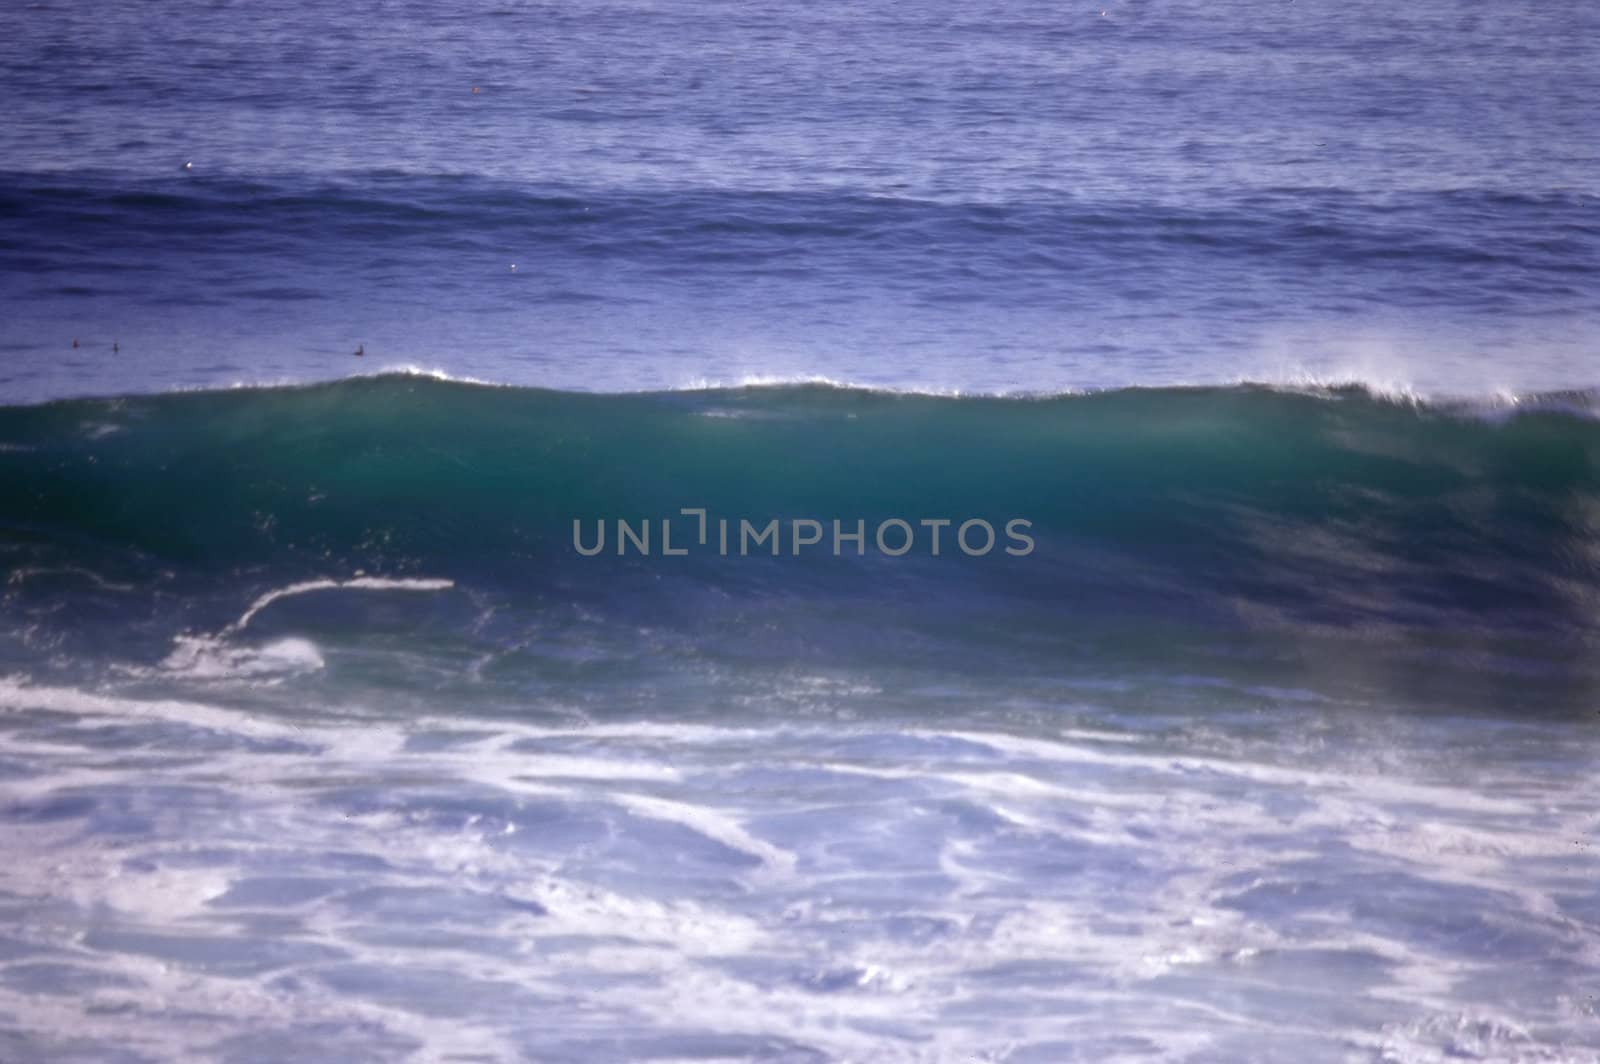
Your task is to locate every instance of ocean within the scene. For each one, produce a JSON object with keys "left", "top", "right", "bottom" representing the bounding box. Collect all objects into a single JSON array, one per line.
[{"left": 1, "top": 1, "right": 1598, "bottom": 1061}]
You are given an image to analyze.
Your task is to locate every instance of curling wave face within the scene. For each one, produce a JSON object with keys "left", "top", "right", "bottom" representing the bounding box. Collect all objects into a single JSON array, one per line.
[{"left": 2, "top": 374, "right": 1598, "bottom": 709}]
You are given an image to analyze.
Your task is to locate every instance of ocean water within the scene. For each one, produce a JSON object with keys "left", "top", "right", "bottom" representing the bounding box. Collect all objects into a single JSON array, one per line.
[
  {"left": 2, "top": 1, "right": 1599, "bottom": 1062},
  {"left": 2, "top": 0, "right": 1599, "bottom": 400}
]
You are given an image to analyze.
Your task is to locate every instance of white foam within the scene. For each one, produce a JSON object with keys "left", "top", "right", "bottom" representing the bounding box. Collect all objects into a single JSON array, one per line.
[
  {"left": 611, "top": 792, "right": 796, "bottom": 875},
  {"left": 160, "top": 635, "right": 326, "bottom": 679},
  {"left": 227, "top": 576, "right": 456, "bottom": 633},
  {"left": 347, "top": 363, "right": 498, "bottom": 387},
  {"left": 669, "top": 373, "right": 972, "bottom": 397},
  {"left": 925, "top": 728, "right": 1534, "bottom": 815},
  {"left": 413, "top": 718, "right": 770, "bottom": 746},
  {"left": 0, "top": 692, "right": 1593, "bottom": 1062},
  {"left": 498, "top": 755, "right": 681, "bottom": 784},
  {"left": 0, "top": 676, "right": 303, "bottom": 739}
]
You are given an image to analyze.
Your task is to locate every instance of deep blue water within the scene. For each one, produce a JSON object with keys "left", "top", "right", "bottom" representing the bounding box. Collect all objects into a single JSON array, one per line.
[
  {"left": 2, "top": 3, "right": 1599, "bottom": 1062},
  {"left": 2, "top": 0, "right": 1598, "bottom": 400}
]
